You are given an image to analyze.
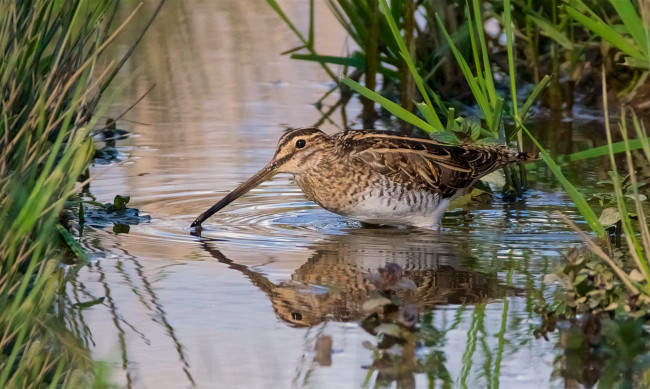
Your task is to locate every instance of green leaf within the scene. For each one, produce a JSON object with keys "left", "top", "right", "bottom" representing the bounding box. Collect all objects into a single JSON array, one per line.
[
  {"left": 342, "top": 76, "right": 439, "bottom": 133},
  {"left": 599, "top": 207, "right": 621, "bottom": 226},
  {"left": 416, "top": 102, "right": 439, "bottom": 130},
  {"left": 574, "top": 273, "right": 588, "bottom": 285},
  {"left": 430, "top": 130, "right": 460, "bottom": 145},
  {"left": 610, "top": 1, "right": 648, "bottom": 54},
  {"left": 378, "top": 0, "right": 443, "bottom": 129},
  {"left": 526, "top": 14, "right": 573, "bottom": 50},
  {"left": 113, "top": 194, "right": 130, "bottom": 210},
  {"left": 291, "top": 53, "right": 364, "bottom": 67},
  {"left": 622, "top": 56, "right": 650, "bottom": 70},
  {"left": 565, "top": 5, "right": 646, "bottom": 61},
  {"left": 436, "top": 13, "right": 492, "bottom": 130},
  {"left": 565, "top": 137, "right": 650, "bottom": 161},
  {"left": 469, "top": 119, "right": 481, "bottom": 141},
  {"left": 56, "top": 224, "right": 89, "bottom": 262},
  {"left": 520, "top": 75, "right": 551, "bottom": 120},
  {"left": 376, "top": 323, "right": 403, "bottom": 338},
  {"left": 72, "top": 297, "right": 105, "bottom": 310},
  {"left": 472, "top": 0, "right": 497, "bottom": 105},
  {"left": 521, "top": 125, "right": 606, "bottom": 237}
]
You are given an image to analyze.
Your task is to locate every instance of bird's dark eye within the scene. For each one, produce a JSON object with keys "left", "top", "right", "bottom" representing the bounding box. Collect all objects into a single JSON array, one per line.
[
  {"left": 291, "top": 312, "right": 302, "bottom": 321},
  {"left": 296, "top": 139, "right": 306, "bottom": 148}
]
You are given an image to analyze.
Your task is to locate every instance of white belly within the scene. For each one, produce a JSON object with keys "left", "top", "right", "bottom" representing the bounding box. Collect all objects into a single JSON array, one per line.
[{"left": 336, "top": 190, "right": 450, "bottom": 229}]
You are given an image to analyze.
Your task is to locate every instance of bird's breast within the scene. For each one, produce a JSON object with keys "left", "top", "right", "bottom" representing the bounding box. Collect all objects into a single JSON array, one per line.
[{"left": 294, "top": 165, "right": 450, "bottom": 229}]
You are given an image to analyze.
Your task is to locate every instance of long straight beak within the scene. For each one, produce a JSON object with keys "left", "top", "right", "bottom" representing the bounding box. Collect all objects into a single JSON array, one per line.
[{"left": 191, "top": 161, "right": 278, "bottom": 228}]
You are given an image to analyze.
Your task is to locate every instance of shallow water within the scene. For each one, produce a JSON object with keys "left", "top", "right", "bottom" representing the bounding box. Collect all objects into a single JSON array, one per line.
[{"left": 69, "top": 1, "right": 624, "bottom": 388}]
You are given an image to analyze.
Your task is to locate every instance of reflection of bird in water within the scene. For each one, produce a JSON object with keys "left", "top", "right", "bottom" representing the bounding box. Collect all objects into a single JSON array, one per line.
[
  {"left": 192, "top": 128, "right": 537, "bottom": 230},
  {"left": 202, "top": 230, "right": 517, "bottom": 327}
]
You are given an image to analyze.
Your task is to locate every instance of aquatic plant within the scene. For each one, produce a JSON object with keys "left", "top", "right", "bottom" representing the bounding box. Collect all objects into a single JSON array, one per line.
[
  {"left": 0, "top": 0, "right": 163, "bottom": 386},
  {"left": 535, "top": 91, "right": 650, "bottom": 388},
  {"left": 566, "top": 0, "right": 650, "bottom": 71},
  {"left": 266, "top": 0, "right": 650, "bottom": 128}
]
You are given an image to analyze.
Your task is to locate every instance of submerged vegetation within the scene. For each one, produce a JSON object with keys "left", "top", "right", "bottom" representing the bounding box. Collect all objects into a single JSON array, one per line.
[{"left": 0, "top": 1, "right": 163, "bottom": 386}]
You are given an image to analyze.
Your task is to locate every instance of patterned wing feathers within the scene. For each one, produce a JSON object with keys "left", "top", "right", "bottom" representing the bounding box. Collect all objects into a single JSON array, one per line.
[{"left": 346, "top": 132, "right": 534, "bottom": 195}]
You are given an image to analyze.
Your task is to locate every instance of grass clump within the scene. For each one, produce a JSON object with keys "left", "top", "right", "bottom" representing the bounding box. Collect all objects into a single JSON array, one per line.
[
  {"left": 0, "top": 1, "right": 159, "bottom": 386},
  {"left": 267, "top": 0, "right": 650, "bottom": 128}
]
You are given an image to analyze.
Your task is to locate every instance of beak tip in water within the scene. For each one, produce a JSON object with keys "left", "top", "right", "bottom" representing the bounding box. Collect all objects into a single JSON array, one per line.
[{"left": 188, "top": 162, "right": 276, "bottom": 233}]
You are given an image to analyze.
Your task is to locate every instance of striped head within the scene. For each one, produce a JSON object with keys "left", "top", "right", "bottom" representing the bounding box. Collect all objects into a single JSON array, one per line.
[
  {"left": 191, "top": 127, "right": 332, "bottom": 228},
  {"left": 272, "top": 127, "right": 333, "bottom": 174}
]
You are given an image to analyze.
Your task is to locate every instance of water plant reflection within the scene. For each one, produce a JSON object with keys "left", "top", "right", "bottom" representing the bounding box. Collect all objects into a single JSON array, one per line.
[{"left": 67, "top": 247, "right": 196, "bottom": 388}]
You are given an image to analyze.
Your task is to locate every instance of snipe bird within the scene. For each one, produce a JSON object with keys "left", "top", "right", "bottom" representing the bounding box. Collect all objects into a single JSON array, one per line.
[{"left": 191, "top": 128, "right": 536, "bottom": 230}]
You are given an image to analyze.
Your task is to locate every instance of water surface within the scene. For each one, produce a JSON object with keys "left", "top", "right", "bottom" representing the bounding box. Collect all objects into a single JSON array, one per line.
[{"left": 71, "top": 1, "right": 618, "bottom": 388}]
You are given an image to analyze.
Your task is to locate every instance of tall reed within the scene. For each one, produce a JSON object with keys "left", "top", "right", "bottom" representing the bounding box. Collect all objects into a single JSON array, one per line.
[{"left": 0, "top": 1, "right": 150, "bottom": 386}]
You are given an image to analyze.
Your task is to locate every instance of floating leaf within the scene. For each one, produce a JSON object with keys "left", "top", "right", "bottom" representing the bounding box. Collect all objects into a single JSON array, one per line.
[
  {"left": 72, "top": 297, "right": 105, "bottom": 309},
  {"left": 113, "top": 194, "right": 131, "bottom": 210},
  {"left": 599, "top": 207, "right": 621, "bottom": 226}
]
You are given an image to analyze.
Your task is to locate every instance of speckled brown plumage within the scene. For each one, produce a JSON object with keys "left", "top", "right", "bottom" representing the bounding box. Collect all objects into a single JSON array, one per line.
[{"left": 191, "top": 127, "right": 537, "bottom": 229}]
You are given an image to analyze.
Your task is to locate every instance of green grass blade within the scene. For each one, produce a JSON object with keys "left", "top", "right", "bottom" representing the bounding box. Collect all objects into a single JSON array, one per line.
[
  {"left": 604, "top": 108, "right": 644, "bottom": 277},
  {"left": 378, "top": 0, "right": 443, "bottom": 129},
  {"left": 631, "top": 111, "right": 650, "bottom": 163},
  {"left": 291, "top": 53, "right": 364, "bottom": 67},
  {"left": 565, "top": 5, "right": 646, "bottom": 61},
  {"left": 465, "top": 1, "right": 482, "bottom": 87},
  {"left": 265, "top": 0, "right": 338, "bottom": 80},
  {"left": 524, "top": 10, "right": 573, "bottom": 49},
  {"left": 424, "top": 83, "right": 448, "bottom": 113},
  {"left": 333, "top": 0, "right": 369, "bottom": 45},
  {"left": 610, "top": 1, "right": 648, "bottom": 54},
  {"left": 472, "top": 0, "right": 497, "bottom": 106},
  {"left": 564, "top": 137, "right": 650, "bottom": 161},
  {"left": 342, "top": 76, "right": 439, "bottom": 133},
  {"left": 436, "top": 13, "right": 492, "bottom": 130},
  {"left": 326, "top": 0, "right": 362, "bottom": 45},
  {"left": 619, "top": 113, "right": 650, "bottom": 278},
  {"left": 520, "top": 75, "right": 551, "bottom": 120},
  {"left": 292, "top": 53, "right": 399, "bottom": 79},
  {"left": 503, "top": 0, "right": 517, "bottom": 119},
  {"left": 308, "top": 0, "right": 314, "bottom": 46},
  {"left": 416, "top": 102, "right": 439, "bottom": 130},
  {"left": 265, "top": 0, "right": 310, "bottom": 46},
  {"left": 492, "top": 97, "right": 504, "bottom": 138},
  {"left": 622, "top": 56, "right": 650, "bottom": 69},
  {"left": 522, "top": 125, "right": 605, "bottom": 237}
]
